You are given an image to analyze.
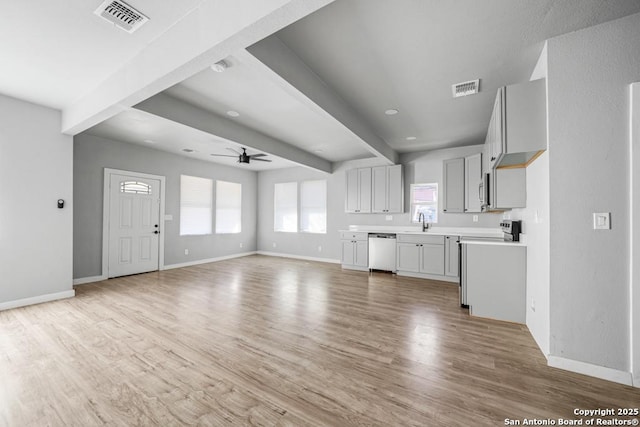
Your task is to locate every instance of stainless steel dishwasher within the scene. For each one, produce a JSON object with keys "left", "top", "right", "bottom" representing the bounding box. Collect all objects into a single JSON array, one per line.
[{"left": 368, "top": 233, "right": 397, "bottom": 272}]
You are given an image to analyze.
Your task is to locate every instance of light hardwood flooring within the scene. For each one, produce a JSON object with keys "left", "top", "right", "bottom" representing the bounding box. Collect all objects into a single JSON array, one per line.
[{"left": 1, "top": 255, "right": 639, "bottom": 426}]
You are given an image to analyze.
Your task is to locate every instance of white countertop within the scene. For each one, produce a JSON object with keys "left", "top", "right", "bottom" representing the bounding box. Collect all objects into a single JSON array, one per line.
[
  {"left": 460, "top": 239, "right": 525, "bottom": 247},
  {"left": 341, "top": 225, "right": 504, "bottom": 239}
]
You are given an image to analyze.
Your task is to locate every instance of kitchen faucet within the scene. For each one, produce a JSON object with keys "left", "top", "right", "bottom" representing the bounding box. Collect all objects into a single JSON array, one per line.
[{"left": 418, "top": 212, "right": 430, "bottom": 232}]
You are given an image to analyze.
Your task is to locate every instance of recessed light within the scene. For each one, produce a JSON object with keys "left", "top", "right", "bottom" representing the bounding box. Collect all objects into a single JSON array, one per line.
[
  {"left": 406, "top": 136, "right": 417, "bottom": 141},
  {"left": 182, "top": 148, "right": 195, "bottom": 153},
  {"left": 227, "top": 110, "right": 240, "bottom": 117},
  {"left": 385, "top": 109, "right": 399, "bottom": 115},
  {"left": 143, "top": 139, "right": 155, "bottom": 144}
]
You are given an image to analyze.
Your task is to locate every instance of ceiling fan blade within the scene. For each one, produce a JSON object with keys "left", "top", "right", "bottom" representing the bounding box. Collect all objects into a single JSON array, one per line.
[
  {"left": 251, "top": 158, "right": 272, "bottom": 162},
  {"left": 210, "top": 154, "right": 238, "bottom": 157},
  {"left": 226, "top": 147, "right": 242, "bottom": 155},
  {"left": 250, "top": 153, "right": 267, "bottom": 158}
]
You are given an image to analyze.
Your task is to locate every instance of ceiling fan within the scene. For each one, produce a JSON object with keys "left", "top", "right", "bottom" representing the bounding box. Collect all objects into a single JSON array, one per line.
[{"left": 210, "top": 147, "right": 272, "bottom": 164}]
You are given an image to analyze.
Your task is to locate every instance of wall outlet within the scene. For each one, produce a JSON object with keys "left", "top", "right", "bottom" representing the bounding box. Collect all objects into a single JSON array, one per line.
[
  {"left": 385, "top": 215, "right": 393, "bottom": 221},
  {"left": 472, "top": 215, "right": 478, "bottom": 222},
  {"left": 184, "top": 249, "right": 189, "bottom": 255},
  {"left": 273, "top": 242, "right": 277, "bottom": 248},
  {"left": 318, "top": 246, "right": 322, "bottom": 252},
  {"left": 239, "top": 242, "right": 243, "bottom": 249},
  {"left": 593, "top": 212, "right": 610, "bottom": 230}
]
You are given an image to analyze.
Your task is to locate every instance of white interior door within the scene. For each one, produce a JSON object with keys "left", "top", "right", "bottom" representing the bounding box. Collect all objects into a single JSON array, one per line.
[{"left": 108, "top": 174, "right": 161, "bottom": 278}]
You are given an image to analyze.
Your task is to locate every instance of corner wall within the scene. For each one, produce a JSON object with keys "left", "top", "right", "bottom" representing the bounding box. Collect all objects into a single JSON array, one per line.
[
  {"left": 73, "top": 133, "right": 258, "bottom": 279},
  {"left": 0, "top": 94, "right": 74, "bottom": 308},
  {"left": 547, "top": 12, "right": 640, "bottom": 379}
]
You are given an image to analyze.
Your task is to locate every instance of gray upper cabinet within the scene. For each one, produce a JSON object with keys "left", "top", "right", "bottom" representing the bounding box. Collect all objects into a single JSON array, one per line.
[
  {"left": 442, "top": 158, "right": 464, "bottom": 213},
  {"left": 348, "top": 165, "right": 402, "bottom": 214},
  {"left": 345, "top": 168, "right": 372, "bottom": 213},
  {"left": 490, "top": 79, "right": 547, "bottom": 169},
  {"left": 464, "top": 153, "right": 482, "bottom": 213}
]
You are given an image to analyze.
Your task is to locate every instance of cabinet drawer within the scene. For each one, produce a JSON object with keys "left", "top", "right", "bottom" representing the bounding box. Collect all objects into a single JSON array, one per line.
[
  {"left": 397, "top": 234, "right": 444, "bottom": 245},
  {"left": 340, "top": 231, "right": 368, "bottom": 241}
]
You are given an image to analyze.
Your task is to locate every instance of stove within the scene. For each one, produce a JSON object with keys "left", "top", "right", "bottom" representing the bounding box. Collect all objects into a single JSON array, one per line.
[{"left": 500, "top": 219, "right": 522, "bottom": 242}]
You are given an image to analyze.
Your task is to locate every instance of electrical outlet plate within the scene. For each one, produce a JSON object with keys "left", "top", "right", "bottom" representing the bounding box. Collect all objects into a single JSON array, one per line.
[{"left": 593, "top": 212, "right": 610, "bottom": 230}]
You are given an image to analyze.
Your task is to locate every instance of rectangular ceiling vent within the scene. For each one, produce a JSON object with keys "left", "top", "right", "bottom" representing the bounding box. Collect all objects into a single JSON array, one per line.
[
  {"left": 452, "top": 79, "right": 480, "bottom": 98},
  {"left": 94, "top": 0, "right": 149, "bottom": 34}
]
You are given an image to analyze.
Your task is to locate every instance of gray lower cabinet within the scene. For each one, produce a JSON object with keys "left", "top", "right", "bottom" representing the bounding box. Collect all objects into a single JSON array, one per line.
[
  {"left": 340, "top": 232, "right": 368, "bottom": 271},
  {"left": 462, "top": 243, "right": 526, "bottom": 323},
  {"left": 444, "top": 235, "right": 459, "bottom": 277},
  {"left": 396, "top": 234, "right": 445, "bottom": 277}
]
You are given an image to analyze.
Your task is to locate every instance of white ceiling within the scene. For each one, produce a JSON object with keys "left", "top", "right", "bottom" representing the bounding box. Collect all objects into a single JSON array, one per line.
[{"left": 3, "top": 1, "right": 640, "bottom": 170}]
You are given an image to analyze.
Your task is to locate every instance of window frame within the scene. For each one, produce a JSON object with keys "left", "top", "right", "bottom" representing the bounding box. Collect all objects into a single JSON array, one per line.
[
  {"left": 179, "top": 174, "right": 213, "bottom": 236},
  {"left": 410, "top": 182, "right": 439, "bottom": 224},
  {"left": 274, "top": 182, "right": 298, "bottom": 233},
  {"left": 215, "top": 180, "right": 242, "bottom": 234},
  {"left": 300, "top": 180, "right": 327, "bottom": 234}
]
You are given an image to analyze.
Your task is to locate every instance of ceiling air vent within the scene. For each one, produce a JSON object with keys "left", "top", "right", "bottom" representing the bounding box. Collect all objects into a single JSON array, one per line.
[
  {"left": 452, "top": 79, "right": 480, "bottom": 98},
  {"left": 94, "top": 0, "right": 148, "bottom": 33}
]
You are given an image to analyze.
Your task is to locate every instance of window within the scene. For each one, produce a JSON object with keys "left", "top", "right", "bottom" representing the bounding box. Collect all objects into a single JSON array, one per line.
[
  {"left": 216, "top": 181, "right": 241, "bottom": 234},
  {"left": 274, "top": 182, "right": 297, "bottom": 232},
  {"left": 120, "top": 181, "right": 151, "bottom": 195},
  {"left": 411, "top": 183, "right": 438, "bottom": 223},
  {"left": 180, "top": 175, "right": 213, "bottom": 235},
  {"left": 300, "top": 180, "right": 326, "bottom": 233}
]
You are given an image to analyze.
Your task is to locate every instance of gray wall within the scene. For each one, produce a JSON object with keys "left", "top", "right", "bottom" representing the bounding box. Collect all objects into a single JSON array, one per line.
[
  {"left": 257, "top": 145, "right": 502, "bottom": 261},
  {"left": 548, "top": 12, "right": 640, "bottom": 372},
  {"left": 0, "top": 94, "right": 73, "bottom": 303},
  {"left": 73, "top": 133, "right": 258, "bottom": 279}
]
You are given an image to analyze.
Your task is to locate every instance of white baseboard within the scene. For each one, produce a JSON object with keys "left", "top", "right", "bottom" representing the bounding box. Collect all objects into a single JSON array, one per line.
[
  {"left": 0, "top": 289, "right": 76, "bottom": 312},
  {"left": 163, "top": 251, "right": 257, "bottom": 270},
  {"left": 548, "top": 356, "right": 633, "bottom": 386},
  {"left": 73, "top": 275, "right": 107, "bottom": 286},
  {"left": 257, "top": 251, "right": 340, "bottom": 264}
]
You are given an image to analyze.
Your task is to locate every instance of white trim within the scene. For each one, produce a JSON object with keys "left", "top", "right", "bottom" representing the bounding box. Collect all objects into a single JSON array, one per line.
[
  {"left": 0, "top": 290, "right": 76, "bottom": 312},
  {"left": 102, "top": 168, "right": 167, "bottom": 278},
  {"left": 163, "top": 252, "right": 257, "bottom": 270},
  {"left": 257, "top": 251, "right": 340, "bottom": 264},
  {"left": 548, "top": 356, "right": 633, "bottom": 386},
  {"left": 397, "top": 270, "right": 459, "bottom": 283},
  {"left": 73, "top": 275, "right": 108, "bottom": 286}
]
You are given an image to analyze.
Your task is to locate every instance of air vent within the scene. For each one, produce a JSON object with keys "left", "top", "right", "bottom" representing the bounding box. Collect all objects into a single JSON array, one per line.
[
  {"left": 94, "top": 0, "right": 148, "bottom": 33},
  {"left": 452, "top": 79, "right": 480, "bottom": 98}
]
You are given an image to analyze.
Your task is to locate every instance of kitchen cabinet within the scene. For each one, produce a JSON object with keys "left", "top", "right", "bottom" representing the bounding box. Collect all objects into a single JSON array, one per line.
[
  {"left": 461, "top": 242, "right": 526, "bottom": 323},
  {"left": 345, "top": 168, "right": 371, "bottom": 213},
  {"left": 489, "top": 79, "right": 547, "bottom": 169},
  {"left": 442, "top": 158, "right": 464, "bottom": 213},
  {"left": 340, "top": 231, "right": 368, "bottom": 271},
  {"left": 444, "top": 235, "right": 459, "bottom": 277},
  {"left": 372, "top": 165, "right": 403, "bottom": 213},
  {"left": 464, "top": 153, "right": 482, "bottom": 213},
  {"left": 493, "top": 168, "right": 526, "bottom": 209},
  {"left": 396, "top": 234, "right": 445, "bottom": 277}
]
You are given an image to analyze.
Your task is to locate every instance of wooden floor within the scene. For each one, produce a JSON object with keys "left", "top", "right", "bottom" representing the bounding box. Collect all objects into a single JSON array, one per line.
[{"left": 1, "top": 255, "right": 638, "bottom": 426}]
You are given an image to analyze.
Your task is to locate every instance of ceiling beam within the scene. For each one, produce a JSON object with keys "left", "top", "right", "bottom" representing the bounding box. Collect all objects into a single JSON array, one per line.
[
  {"left": 247, "top": 36, "right": 399, "bottom": 165},
  {"left": 135, "top": 93, "right": 332, "bottom": 173},
  {"left": 62, "top": 0, "right": 335, "bottom": 135}
]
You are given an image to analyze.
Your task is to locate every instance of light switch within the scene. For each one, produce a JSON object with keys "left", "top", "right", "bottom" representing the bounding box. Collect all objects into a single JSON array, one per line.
[
  {"left": 593, "top": 212, "right": 610, "bottom": 230},
  {"left": 164, "top": 214, "right": 173, "bottom": 221}
]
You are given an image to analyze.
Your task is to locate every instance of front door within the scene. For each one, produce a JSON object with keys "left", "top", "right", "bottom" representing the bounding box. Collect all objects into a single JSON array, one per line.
[{"left": 108, "top": 173, "right": 161, "bottom": 278}]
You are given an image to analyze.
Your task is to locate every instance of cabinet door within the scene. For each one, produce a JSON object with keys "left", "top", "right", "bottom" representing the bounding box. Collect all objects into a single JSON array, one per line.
[
  {"left": 494, "top": 168, "right": 526, "bottom": 209},
  {"left": 397, "top": 243, "right": 421, "bottom": 272},
  {"left": 443, "top": 158, "right": 465, "bottom": 213},
  {"left": 444, "top": 236, "right": 460, "bottom": 277},
  {"left": 341, "top": 241, "right": 354, "bottom": 265},
  {"left": 345, "top": 169, "right": 359, "bottom": 213},
  {"left": 421, "top": 244, "right": 445, "bottom": 275},
  {"left": 371, "top": 166, "right": 387, "bottom": 213},
  {"left": 387, "top": 165, "right": 403, "bottom": 213},
  {"left": 464, "top": 153, "right": 482, "bottom": 213},
  {"left": 354, "top": 240, "right": 369, "bottom": 267},
  {"left": 358, "top": 168, "right": 372, "bottom": 213}
]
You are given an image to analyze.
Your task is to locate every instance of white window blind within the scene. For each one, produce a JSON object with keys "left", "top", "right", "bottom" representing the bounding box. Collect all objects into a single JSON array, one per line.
[
  {"left": 216, "top": 181, "right": 242, "bottom": 234},
  {"left": 411, "top": 183, "right": 438, "bottom": 223},
  {"left": 300, "top": 180, "right": 326, "bottom": 233},
  {"left": 274, "top": 182, "right": 298, "bottom": 232},
  {"left": 180, "top": 175, "right": 213, "bottom": 235}
]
